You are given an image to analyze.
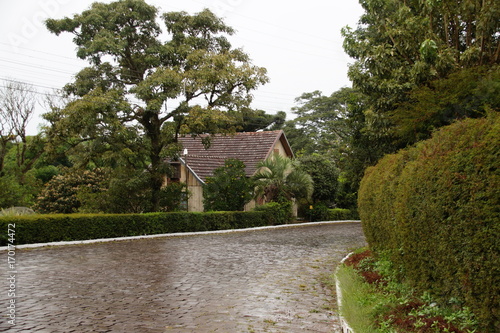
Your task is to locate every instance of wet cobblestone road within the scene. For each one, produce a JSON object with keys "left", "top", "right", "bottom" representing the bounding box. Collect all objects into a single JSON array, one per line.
[{"left": 1, "top": 222, "right": 365, "bottom": 333}]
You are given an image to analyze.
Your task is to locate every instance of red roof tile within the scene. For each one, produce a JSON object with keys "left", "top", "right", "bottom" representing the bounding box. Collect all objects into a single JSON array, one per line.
[{"left": 178, "top": 130, "right": 293, "bottom": 182}]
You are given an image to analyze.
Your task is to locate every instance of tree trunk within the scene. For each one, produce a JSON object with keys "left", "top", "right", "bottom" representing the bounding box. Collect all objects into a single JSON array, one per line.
[{"left": 141, "top": 110, "right": 164, "bottom": 212}]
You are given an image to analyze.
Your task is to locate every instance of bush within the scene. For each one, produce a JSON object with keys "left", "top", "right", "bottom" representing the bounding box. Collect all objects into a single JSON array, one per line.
[
  {"left": 0, "top": 202, "right": 294, "bottom": 246},
  {"left": 203, "top": 159, "right": 253, "bottom": 211},
  {"left": 305, "top": 203, "right": 355, "bottom": 222},
  {"left": 358, "top": 113, "right": 500, "bottom": 332},
  {"left": 34, "top": 168, "right": 107, "bottom": 214},
  {"left": 328, "top": 208, "right": 356, "bottom": 220},
  {"left": 253, "top": 201, "right": 294, "bottom": 225}
]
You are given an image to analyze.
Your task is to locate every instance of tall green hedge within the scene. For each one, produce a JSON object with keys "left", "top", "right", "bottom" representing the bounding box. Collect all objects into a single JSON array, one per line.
[
  {"left": 0, "top": 203, "right": 293, "bottom": 246},
  {"left": 358, "top": 113, "right": 500, "bottom": 332}
]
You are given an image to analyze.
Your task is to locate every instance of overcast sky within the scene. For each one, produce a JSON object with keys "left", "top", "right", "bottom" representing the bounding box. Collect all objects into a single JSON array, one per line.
[{"left": 0, "top": 0, "right": 364, "bottom": 134}]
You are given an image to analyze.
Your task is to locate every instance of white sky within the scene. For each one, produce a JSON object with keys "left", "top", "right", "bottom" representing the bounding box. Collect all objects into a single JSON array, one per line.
[{"left": 0, "top": 0, "right": 364, "bottom": 135}]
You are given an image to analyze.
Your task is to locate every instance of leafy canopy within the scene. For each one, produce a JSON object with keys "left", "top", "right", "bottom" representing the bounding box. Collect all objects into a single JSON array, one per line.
[
  {"left": 343, "top": 0, "right": 499, "bottom": 112},
  {"left": 44, "top": 0, "right": 268, "bottom": 211}
]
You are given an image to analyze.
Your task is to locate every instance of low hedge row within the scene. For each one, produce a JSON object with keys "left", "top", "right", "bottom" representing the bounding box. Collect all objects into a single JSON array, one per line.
[
  {"left": 358, "top": 113, "right": 500, "bottom": 332},
  {"left": 253, "top": 201, "right": 356, "bottom": 223},
  {"left": 307, "top": 204, "right": 357, "bottom": 222},
  {"left": 0, "top": 205, "right": 292, "bottom": 246}
]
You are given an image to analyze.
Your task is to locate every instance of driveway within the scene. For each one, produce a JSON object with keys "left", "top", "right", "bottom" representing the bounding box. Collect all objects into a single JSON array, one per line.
[{"left": 1, "top": 222, "right": 365, "bottom": 332}]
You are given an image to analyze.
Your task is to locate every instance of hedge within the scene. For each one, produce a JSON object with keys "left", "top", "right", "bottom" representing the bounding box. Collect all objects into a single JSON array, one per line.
[
  {"left": 358, "top": 113, "right": 500, "bottom": 332},
  {"left": 306, "top": 203, "right": 357, "bottom": 222},
  {"left": 0, "top": 203, "right": 293, "bottom": 246}
]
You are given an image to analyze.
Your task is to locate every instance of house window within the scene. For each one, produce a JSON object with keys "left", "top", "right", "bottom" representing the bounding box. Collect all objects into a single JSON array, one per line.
[{"left": 169, "top": 162, "right": 181, "bottom": 182}]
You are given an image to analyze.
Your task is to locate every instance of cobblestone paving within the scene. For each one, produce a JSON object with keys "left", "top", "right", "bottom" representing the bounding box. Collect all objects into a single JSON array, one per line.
[{"left": 1, "top": 222, "right": 365, "bottom": 332}]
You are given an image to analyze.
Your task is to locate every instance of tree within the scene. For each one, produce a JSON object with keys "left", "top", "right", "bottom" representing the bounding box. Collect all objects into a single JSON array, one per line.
[
  {"left": 342, "top": 0, "right": 499, "bottom": 155},
  {"left": 391, "top": 65, "right": 500, "bottom": 146},
  {"left": 290, "top": 88, "right": 368, "bottom": 156},
  {"left": 45, "top": 0, "right": 268, "bottom": 211},
  {"left": 253, "top": 154, "right": 313, "bottom": 204},
  {"left": 234, "top": 109, "right": 286, "bottom": 132},
  {"left": 0, "top": 175, "right": 35, "bottom": 209},
  {"left": 343, "top": 0, "right": 499, "bottom": 114},
  {"left": 0, "top": 80, "right": 44, "bottom": 181},
  {"left": 285, "top": 87, "right": 380, "bottom": 210},
  {"left": 297, "top": 155, "right": 339, "bottom": 206},
  {"left": 203, "top": 158, "right": 253, "bottom": 211}
]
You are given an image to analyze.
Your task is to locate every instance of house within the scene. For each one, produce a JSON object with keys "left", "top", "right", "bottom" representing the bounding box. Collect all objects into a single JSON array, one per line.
[{"left": 166, "top": 130, "right": 294, "bottom": 212}]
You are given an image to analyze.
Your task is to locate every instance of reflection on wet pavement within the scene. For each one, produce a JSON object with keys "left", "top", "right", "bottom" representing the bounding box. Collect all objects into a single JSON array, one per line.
[{"left": 1, "top": 222, "right": 365, "bottom": 332}]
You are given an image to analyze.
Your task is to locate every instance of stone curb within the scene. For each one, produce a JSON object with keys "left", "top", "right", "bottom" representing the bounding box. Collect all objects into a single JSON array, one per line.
[
  {"left": 1, "top": 220, "right": 361, "bottom": 251},
  {"left": 336, "top": 252, "right": 356, "bottom": 333}
]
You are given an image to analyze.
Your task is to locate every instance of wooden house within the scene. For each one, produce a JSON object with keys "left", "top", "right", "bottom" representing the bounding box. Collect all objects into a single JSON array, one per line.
[{"left": 166, "top": 130, "right": 294, "bottom": 212}]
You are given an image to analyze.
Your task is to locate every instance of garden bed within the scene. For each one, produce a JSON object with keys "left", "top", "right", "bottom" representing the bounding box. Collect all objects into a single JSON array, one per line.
[{"left": 336, "top": 249, "right": 480, "bottom": 333}]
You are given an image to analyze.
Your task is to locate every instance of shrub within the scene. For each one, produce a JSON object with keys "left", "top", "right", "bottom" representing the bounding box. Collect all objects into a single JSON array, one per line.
[
  {"left": 358, "top": 113, "right": 500, "bottom": 332},
  {"left": 307, "top": 202, "right": 330, "bottom": 221},
  {"left": 253, "top": 201, "right": 294, "bottom": 225},
  {"left": 203, "top": 159, "right": 253, "bottom": 211},
  {"left": 299, "top": 203, "right": 356, "bottom": 222},
  {"left": 0, "top": 201, "right": 294, "bottom": 246},
  {"left": 34, "top": 168, "right": 107, "bottom": 214},
  {"left": 328, "top": 208, "right": 356, "bottom": 220}
]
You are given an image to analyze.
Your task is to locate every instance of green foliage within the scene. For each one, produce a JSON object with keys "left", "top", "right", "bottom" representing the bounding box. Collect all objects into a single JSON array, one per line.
[
  {"left": 159, "top": 182, "right": 188, "bottom": 212},
  {"left": 232, "top": 109, "right": 286, "bottom": 132},
  {"left": 343, "top": 0, "right": 499, "bottom": 113},
  {"left": 34, "top": 168, "right": 107, "bottom": 214},
  {"left": 336, "top": 250, "right": 480, "bottom": 333},
  {"left": 328, "top": 208, "right": 355, "bottom": 220},
  {"left": 0, "top": 175, "right": 36, "bottom": 209},
  {"left": 31, "top": 165, "right": 59, "bottom": 184},
  {"left": 358, "top": 113, "right": 500, "bottom": 332},
  {"left": 297, "top": 154, "right": 339, "bottom": 206},
  {"left": 391, "top": 65, "right": 500, "bottom": 146},
  {"left": 290, "top": 90, "right": 349, "bottom": 155},
  {"left": 0, "top": 202, "right": 293, "bottom": 246},
  {"left": 306, "top": 203, "right": 355, "bottom": 222},
  {"left": 76, "top": 167, "right": 188, "bottom": 213},
  {"left": 284, "top": 87, "right": 382, "bottom": 211},
  {"left": 253, "top": 201, "right": 293, "bottom": 225},
  {"left": 253, "top": 154, "right": 313, "bottom": 203},
  {"left": 336, "top": 264, "right": 389, "bottom": 332},
  {"left": 287, "top": 88, "right": 368, "bottom": 156},
  {"left": 78, "top": 167, "right": 152, "bottom": 213},
  {"left": 306, "top": 202, "right": 330, "bottom": 222},
  {"left": 341, "top": 0, "right": 499, "bottom": 167},
  {"left": 44, "top": 1, "right": 268, "bottom": 211},
  {"left": 203, "top": 158, "right": 253, "bottom": 211}
]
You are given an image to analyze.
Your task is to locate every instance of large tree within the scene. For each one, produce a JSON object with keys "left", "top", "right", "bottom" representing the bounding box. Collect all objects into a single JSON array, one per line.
[
  {"left": 289, "top": 87, "right": 374, "bottom": 156},
  {"left": 45, "top": 0, "right": 268, "bottom": 211},
  {"left": 342, "top": 0, "right": 499, "bottom": 152},
  {"left": 284, "top": 87, "right": 382, "bottom": 209},
  {"left": 343, "top": 0, "right": 499, "bottom": 112}
]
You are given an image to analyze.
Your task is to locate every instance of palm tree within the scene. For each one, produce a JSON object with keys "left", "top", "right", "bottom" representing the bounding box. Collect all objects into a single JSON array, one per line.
[{"left": 253, "top": 154, "right": 313, "bottom": 203}]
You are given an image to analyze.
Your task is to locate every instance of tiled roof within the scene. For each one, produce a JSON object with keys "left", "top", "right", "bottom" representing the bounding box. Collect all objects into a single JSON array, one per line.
[{"left": 178, "top": 130, "right": 293, "bottom": 182}]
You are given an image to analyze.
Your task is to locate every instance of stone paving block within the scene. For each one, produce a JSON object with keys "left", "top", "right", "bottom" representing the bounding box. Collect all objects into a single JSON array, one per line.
[{"left": 1, "top": 222, "right": 364, "bottom": 332}]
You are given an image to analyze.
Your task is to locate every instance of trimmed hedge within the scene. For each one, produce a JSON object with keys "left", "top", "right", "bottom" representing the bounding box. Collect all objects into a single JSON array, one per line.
[
  {"left": 358, "top": 113, "right": 500, "bottom": 332},
  {"left": 307, "top": 203, "right": 357, "bottom": 222},
  {"left": 0, "top": 204, "right": 293, "bottom": 246}
]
